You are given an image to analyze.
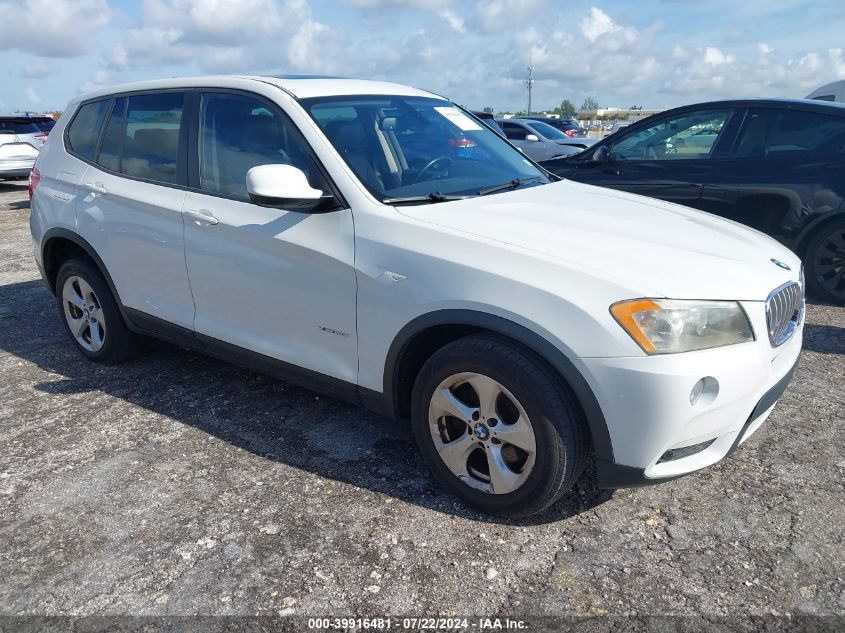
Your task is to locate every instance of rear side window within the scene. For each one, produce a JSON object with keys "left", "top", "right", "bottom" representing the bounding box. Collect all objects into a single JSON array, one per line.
[
  {"left": 66, "top": 100, "right": 110, "bottom": 160},
  {"left": 811, "top": 95, "right": 836, "bottom": 102},
  {"left": 735, "top": 108, "right": 845, "bottom": 158},
  {"left": 0, "top": 118, "right": 41, "bottom": 134},
  {"left": 97, "top": 97, "right": 127, "bottom": 173},
  {"left": 121, "top": 92, "right": 185, "bottom": 184}
]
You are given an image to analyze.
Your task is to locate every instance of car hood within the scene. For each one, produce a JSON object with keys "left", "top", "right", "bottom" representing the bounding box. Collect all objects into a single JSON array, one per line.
[{"left": 396, "top": 179, "right": 800, "bottom": 301}]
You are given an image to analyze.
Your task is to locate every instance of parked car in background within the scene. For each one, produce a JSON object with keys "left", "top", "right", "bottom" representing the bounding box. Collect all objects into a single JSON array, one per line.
[
  {"left": 470, "top": 110, "right": 506, "bottom": 137},
  {"left": 0, "top": 115, "right": 45, "bottom": 179},
  {"left": 523, "top": 115, "right": 588, "bottom": 138},
  {"left": 541, "top": 98, "right": 845, "bottom": 304},
  {"left": 30, "top": 116, "right": 57, "bottom": 136},
  {"left": 30, "top": 76, "right": 803, "bottom": 516},
  {"left": 608, "top": 120, "right": 632, "bottom": 135},
  {"left": 806, "top": 80, "right": 844, "bottom": 103},
  {"left": 496, "top": 118, "right": 581, "bottom": 161}
]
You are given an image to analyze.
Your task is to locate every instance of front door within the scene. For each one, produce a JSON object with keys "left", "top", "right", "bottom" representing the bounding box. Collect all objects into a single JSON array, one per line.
[
  {"left": 182, "top": 91, "right": 358, "bottom": 385},
  {"left": 574, "top": 108, "right": 736, "bottom": 209}
]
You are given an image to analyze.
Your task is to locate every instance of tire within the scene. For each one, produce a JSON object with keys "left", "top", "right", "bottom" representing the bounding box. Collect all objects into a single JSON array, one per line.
[
  {"left": 56, "top": 258, "right": 139, "bottom": 364},
  {"left": 805, "top": 219, "right": 845, "bottom": 305},
  {"left": 410, "top": 334, "right": 588, "bottom": 517}
]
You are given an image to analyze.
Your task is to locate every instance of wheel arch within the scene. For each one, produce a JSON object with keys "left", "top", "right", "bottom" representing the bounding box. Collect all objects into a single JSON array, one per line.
[
  {"left": 41, "top": 228, "right": 123, "bottom": 306},
  {"left": 380, "top": 309, "right": 614, "bottom": 463},
  {"left": 793, "top": 209, "right": 845, "bottom": 258}
]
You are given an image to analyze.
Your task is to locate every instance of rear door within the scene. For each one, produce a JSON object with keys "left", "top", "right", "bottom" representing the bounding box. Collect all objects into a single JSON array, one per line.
[
  {"left": 572, "top": 108, "right": 736, "bottom": 208},
  {"left": 700, "top": 106, "right": 845, "bottom": 244},
  {"left": 75, "top": 91, "right": 196, "bottom": 329}
]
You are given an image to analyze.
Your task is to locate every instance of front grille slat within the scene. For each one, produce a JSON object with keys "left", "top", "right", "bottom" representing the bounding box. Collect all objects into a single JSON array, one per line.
[{"left": 765, "top": 280, "right": 804, "bottom": 347}]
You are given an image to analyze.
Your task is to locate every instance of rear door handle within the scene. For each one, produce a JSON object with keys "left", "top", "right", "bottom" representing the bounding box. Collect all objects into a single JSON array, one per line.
[
  {"left": 83, "top": 182, "right": 107, "bottom": 195},
  {"left": 185, "top": 209, "right": 219, "bottom": 225}
]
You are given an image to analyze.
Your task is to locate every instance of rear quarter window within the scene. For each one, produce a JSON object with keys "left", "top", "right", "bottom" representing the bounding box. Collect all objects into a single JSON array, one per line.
[{"left": 66, "top": 99, "right": 111, "bottom": 161}]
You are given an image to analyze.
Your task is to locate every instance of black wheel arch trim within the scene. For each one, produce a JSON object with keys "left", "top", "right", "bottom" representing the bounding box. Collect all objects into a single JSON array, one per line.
[
  {"left": 41, "top": 228, "right": 124, "bottom": 304},
  {"left": 379, "top": 309, "right": 615, "bottom": 463},
  {"left": 794, "top": 208, "right": 845, "bottom": 255}
]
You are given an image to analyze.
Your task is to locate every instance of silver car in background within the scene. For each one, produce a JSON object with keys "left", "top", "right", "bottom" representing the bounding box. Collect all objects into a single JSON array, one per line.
[
  {"left": 0, "top": 116, "right": 45, "bottom": 180},
  {"left": 495, "top": 118, "right": 582, "bottom": 161}
]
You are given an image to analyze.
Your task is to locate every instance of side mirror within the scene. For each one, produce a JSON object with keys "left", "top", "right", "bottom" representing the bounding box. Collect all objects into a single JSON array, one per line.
[
  {"left": 592, "top": 145, "right": 610, "bottom": 162},
  {"left": 246, "top": 164, "right": 327, "bottom": 210},
  {"left": 524, "top": 134, "right": 540, "bottom": 143}
]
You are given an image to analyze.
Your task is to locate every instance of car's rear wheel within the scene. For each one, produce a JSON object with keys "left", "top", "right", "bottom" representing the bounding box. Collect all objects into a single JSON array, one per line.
[
  {"left": 411, "top": 334, "right": 588, "bottom": 517},
  {"left": 56, "top": 258, "right": 139, "bottom": 364},
  {"left": 805, "top": 219, "right": 845, "bottom": 305}
]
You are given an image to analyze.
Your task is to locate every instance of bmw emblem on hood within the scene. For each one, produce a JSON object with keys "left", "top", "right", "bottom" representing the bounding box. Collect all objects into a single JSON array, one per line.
[{"left": 770, "top": 258, "right": 791, "bottom": 271}]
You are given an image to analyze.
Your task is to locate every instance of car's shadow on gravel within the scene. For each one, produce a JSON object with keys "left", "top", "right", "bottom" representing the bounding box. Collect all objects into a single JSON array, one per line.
[
  {"left": 802, "top": 323, "right": 845, "bottom": 355},
  {"left": 0, "top": 279, "right": 611, "bottom": 525}
]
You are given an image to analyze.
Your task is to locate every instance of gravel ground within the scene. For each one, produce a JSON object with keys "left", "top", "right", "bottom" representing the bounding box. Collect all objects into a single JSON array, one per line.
[{"left": 1, "top": 180, "right": 844, "bottom": 629}]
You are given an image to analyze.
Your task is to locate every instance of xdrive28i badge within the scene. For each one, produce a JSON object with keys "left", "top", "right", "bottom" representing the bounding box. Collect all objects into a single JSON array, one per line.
[{"left": 771, "top": 258, "right": 791, "bottom": 271}]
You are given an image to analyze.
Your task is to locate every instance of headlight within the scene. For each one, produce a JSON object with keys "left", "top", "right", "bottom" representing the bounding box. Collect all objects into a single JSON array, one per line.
[{"left": 610, "top": 299, "right": 754, "bottom": 354}]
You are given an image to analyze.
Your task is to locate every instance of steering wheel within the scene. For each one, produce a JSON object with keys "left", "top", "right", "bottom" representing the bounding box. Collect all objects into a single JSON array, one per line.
[{"left": 417, "top": 156, "right": 453, "bottom": 181}]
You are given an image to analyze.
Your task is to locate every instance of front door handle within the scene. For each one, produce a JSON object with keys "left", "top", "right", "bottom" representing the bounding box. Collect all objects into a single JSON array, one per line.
[
  {"left": 83, "top": 182, "right": 107, "bottom": 195},
  {"left": 185, "top": 209, "right": 219, "bottom": 225}
]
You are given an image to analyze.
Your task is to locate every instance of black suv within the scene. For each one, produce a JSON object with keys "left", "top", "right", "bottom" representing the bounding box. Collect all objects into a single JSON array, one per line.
[{"left": 540, "top": 99, "right": 845, "bottom": 303}]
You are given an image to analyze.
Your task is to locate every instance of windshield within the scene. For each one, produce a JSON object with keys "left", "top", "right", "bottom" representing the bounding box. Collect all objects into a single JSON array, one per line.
[
  {"left": 301, "top": 96, "right": 549, "bottom": 202},
  {"left": 525, "top": 121, "right": 569, "bottom": 140}
]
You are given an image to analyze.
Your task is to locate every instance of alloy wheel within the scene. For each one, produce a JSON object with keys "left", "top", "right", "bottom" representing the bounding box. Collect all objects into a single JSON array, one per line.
[
  {"left": 62, "top": 275, "right": 106, "bottom": 352},
  {"left": 813, "top": 228, "right": 845, "bottom": 297},
  {"left": 428, "top": 372, "right": 537, "bottom": 494}
]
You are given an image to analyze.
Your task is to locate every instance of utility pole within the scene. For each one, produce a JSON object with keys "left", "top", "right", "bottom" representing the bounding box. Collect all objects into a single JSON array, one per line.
[{"left": 526, "top": 57, "right": 534, "bottom": 115}]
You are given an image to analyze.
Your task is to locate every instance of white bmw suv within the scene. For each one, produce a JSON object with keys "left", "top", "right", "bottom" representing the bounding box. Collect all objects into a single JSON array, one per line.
[{"left": 30, "top": 76, "right": 804, "bottom": 517}]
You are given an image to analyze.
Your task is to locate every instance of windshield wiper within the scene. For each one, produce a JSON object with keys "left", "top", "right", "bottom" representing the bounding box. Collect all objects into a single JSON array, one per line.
[
  {"left": 382, "top": 192, "right": 474, "bottom": 205},
  {"left": 478, "top": 177, "right": 546, "bottom": 197}
]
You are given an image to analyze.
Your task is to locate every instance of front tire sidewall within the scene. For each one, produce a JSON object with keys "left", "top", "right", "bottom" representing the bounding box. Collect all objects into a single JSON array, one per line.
[{"left": 411, "top": 338, "right": 579, "bottom": 517}]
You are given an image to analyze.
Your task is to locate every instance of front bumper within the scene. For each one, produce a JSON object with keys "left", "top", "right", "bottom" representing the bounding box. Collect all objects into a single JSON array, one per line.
[
  {"left": 596, "top": 359, "right": 798, "bottom": 487},
  {"left": 580, "top": 300, "right": 802, "bottom": 488}
]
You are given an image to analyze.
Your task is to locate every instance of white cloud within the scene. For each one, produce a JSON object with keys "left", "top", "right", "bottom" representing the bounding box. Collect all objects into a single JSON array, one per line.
[
  {"left": 80, "top": 70, "right": 111, "bottom": 93},
  {"left": 342, "top": 0, "right": 449, "bottom": 7},
  {"left": 474, "top": 0, "right": 547, "bottom": 34},
  {"left": 25, "top": 86, "right": 41, "bottom": 105},
  {"left": 439, "top": 8, "right": 466, "bottom": 34},
  {"left": 0, "top": 0, "right": 111, "bottom": 57},
  {"left": 579, "top": 7, "right": 620, "bottom": 42},
  {"left": 703, "top": 46, "right": 735, "bottom": 66},
  {"left": 18, "top": 58, "right": 55, "bottom": 79}
]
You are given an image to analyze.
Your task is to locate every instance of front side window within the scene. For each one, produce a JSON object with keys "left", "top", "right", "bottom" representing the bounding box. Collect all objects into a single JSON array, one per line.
[
  {"left": 500, "top": 122, "right": 528, "bottom": 141},
  {"left": 610, "top": 110, "right": 730, "bottom": 161},
  {"left": 199, "top": 92, "right": 323, "bottom": 200},
  {"left": 66, "top": 99, "right": 111, "bottom": 160},
  {"left": 302, "top": 95, "right": 549, "bottom": 202},
  {"left": 734, "top": 108, "right": 845, "bottom": 158}
]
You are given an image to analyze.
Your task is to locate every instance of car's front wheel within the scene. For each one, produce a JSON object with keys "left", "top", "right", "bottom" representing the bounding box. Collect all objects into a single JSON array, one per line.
[
  {"left": 56, "top": 258, "right": 139, "bottom": 364},
  {"left": 411, "top": 334, "right": 588, "bottom": 517},
  {"left": 806, "top": 219, "right": 845, "bottom": 305}
]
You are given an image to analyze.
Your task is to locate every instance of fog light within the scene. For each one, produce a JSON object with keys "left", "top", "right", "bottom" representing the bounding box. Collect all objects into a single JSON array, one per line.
[
  {"left": 690, "top": 376, "right": 719, "bottom": 407},
  {"left": 657, "top": 438, "right": 717, "bottom": 463}
]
